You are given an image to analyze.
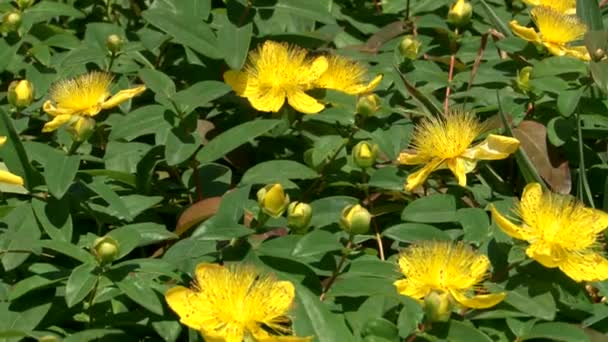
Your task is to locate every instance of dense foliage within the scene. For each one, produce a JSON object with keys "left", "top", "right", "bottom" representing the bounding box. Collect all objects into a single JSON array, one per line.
[{"left": 2, "top": 0, "right": 608, "bottom": 341}]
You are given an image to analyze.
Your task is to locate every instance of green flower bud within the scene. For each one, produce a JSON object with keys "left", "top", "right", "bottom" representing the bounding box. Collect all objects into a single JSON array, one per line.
[
  {"left": 106, "top": 34, "right": 124, "bottom": 54},
  {"left": 16, "top": 0, "right": 35, "bottom": 9},
  {"left": 287, "top": 201, "right": 312, "bottom": 233},
  {"left": 92, "top": 236, "right": 119, "bottom": 265},
  {"left": 398, "top": 35, "right": 421, "bottom": 60},
  {"left": 594, "top": 48, "right": 605, "bottom": 62},
  {"left": 356, "top": 94, "right": 381, "bottom": 117},
  {"left": 66, "top": 116, "right": 96, "bottom": 142},
  {"left": 257, "top": 183, "right": 290, "bottom": 218},
  {"left": 339, "top": 204, "right": 371, "bottom": 235},
  {"left": 3, "top": 11, "right": 21, "bottom": 32},
  {"left": 516, "top": 66, "right": 533, "bottom": 93},
  {"left": 352, "top": 141, "right": 378, "bottom": 169},
  {"left": 38, "top": 335, "right": 60, "bottom": 342},
  {"left": 361, "top": 317, "right": 399, "bottom": 340},
  {"left": 447, "top": 0, "right": 472, "bottom": 28},
  {"left": 8, "top": 79, "right": 34, "bottom": 108},
  {"left": 424, "top": 290, "right": 453, "bottom": 322}
]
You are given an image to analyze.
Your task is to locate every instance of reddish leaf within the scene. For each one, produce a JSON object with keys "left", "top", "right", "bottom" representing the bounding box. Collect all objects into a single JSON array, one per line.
[{"left": 175, "top": 197, "right": 222, "bottom": 236}]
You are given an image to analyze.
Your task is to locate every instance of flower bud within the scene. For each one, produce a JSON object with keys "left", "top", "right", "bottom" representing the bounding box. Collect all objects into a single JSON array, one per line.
[
  {"left": 352, "top": 141, "right": 378, "bottom": 169},
  {"left": 356, "top": 94, "right": 381, "bottom": 117},
  {"left": 339, "top": 204, "right": 371, "bottom": 235},
  {"left": 287, "top": 201, "right": 312, "bottom": 233},
  {"left": 37, "top": 335, "right": 60, "bottom": 342},
  {"left": 447, "top": 0, "right": 472, "bottom": 28},
  {"left": 593, "top": 48, "right": 605, "bottom": 62},
  {"left": 106, "top": 34, "right": 124, "bottom": 54},
  {"left": 8, "top": 80, "right": 34, "bottom": 108},
  {"left": 424, "top": 290, "right": 453, "bottom": 322},
  {"left": 257, "top": 183, "right": 290, "bottom": 218},
  {"left": 2, "top": 11, "right": 21, "bottom": 32},
  {"left": 398, "top": 35, "right": 421, "bottom": 60},
  {"left": 516, "top": 66, "right": 533, "bottom": 93},
  {"left": 67, "top": 117, "right": 96, "bottom": 142},
  {"left": 16, "top": 0, "right": 35, "bottom": 9},
  {"left": 92, "top": 236, "right": 119, "bottom": 265}
]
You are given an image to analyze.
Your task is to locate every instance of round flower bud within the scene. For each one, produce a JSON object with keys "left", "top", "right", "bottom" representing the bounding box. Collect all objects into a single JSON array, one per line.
[
  {"left": 8, "top": 80, "right": 34, "bottom": 108},
  {"left": 287, "top": 201, "right": 312, "bottom": 233},
  {"left": 92, "top": 236, "right": 119, "bottom": 265},
  {"left": 424, "top": 290, "right": 453, "bottom": 322},
  {"left": 516, "top": 66, "right": 533, "bottom": 93},
  {"left": 339, "top": 204, "right": 371, "bottom": 235},
  {"left": 16, "top": 0, "right": 35, "bottom": 9},
  {"left": 38, "top": 335, "right": 59, "bottom": 342},
  {"left": 356, "top": 94, "right": 381, "bottom": 117},
  {"left": 594, "top": 48, "right": 605, "bottom": 62},
  {"left": 352, "top": 141, "right": 378, "bottom": 169},
  {"left": 106, "top": 34, "right": 124, "bottom": 54},
  {"left": 257, "top": 183, "right": 290, "bottom": 218},
  {"left": 66, "top": 117, "right": 96, "bottom": 142},
  {"left": 447, "top": 0, "right": 472, "bottom": 28},
  {"left": 3, "top": 11, "right": 22, "bottom": 32},
  {"left": 398, "top": 35, "right": 421, "bottom": 60}
]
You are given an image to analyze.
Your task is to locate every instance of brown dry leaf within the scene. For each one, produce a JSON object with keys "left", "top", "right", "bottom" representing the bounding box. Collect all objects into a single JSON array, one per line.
[
  {"left": 512, "top": 120, "right": 572, "bottom": 194},
  {"left": 175, "top": 197, "right": 222, "bottom": 236}
]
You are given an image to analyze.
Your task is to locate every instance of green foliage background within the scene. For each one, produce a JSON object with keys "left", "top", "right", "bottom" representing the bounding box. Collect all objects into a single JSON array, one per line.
[{"left": 1, "top": 0, "right": 608, "bottom": 341}]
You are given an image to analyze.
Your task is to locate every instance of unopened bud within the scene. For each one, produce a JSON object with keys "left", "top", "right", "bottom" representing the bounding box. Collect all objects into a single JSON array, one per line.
[
  {"left": 257, "top": 183, "right": 290, "bottom": 218},
  {"left": 447, "top": 0, "right": 472, "bottom": 28},
  {"left": 287, "top": 201, "right": 312, "bottom": 233},
  {"left": 356, "top": 94, "right": 381, "bottom": 117},
  {"left": 106, "top": 34, "right": 124, "bottom": 54},
  {"left": 8, "top": 80, "right": 34, "bottom": 108},
  {"left": 67, "top": 117, "right": 96, "bottom": 142},
  {"left": 37, "top": 335, "right": 60, "bottom": 342},
  {"left": 516, "top": 66, "right": 533, "bottom": 93},
  {"left": 352, "top": 141, "right": 378, "bottom": 169},
  {"left": 16, "top": 0, "right": 35, "bottom": 9},
  {"left": 594, "top": 48, "right": 605, "bottom": 62},
  {"left": 398, "top": 35, "right": 421, "bottom": 60},
  {"left": 3, "top": 11, "right": 21, "bottom": 32},
  {"left": 424, "top": 291, "right": 453, "bottom": 322},
  {"left": 92, "top": 236, "right": 119, "bottom": 265},
  {"left": 339, "top": 204, "right": 371, "bottom": 235}
]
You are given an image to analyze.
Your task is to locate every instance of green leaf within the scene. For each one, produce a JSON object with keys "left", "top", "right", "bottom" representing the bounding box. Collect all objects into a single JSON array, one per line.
[
  {"left": 589, "top": 60, "right": 608, "bottom": 94},
  {"left": 218, "top": 22, "right": 252, "bottom": 70},
  {"left": 86, "top": 179, "right": 132, "bottom": 221},
  {"left": 172, "top": 81, "right": 231, "bottom": 114},
  {"left": 165, "top": 128, "right": 201, "bottom": 166},
  {"left": 0, "top": 108, "right": 41, "bottom": 188},
  {"left": 1, "top": 204, "right": 40, "bottom": 271},
  {"left": 478, "top": 0, "right": 512, "bottom": 37},
  {"left": 241, "top": 160, "right": 318, "bottom": 184},
  {"left": 196, "top": 119, "right": 281, "bottom": 164},
  {"left": 0, "top": 301, "right": 52, "bottom": 341},
  {"left": 505, "top": 288, "right": 556, "bottom": 320},
  {"left": 106, "top": 226, "right": 141, "bottom": 260},
  {"left": 383, "top": 223, "right": 451, "bottom": 242},
  {"left": 32, "top": 197, "right": 73, "bottom": 242},
  {"left": 522, "top": 322, "right": 590, "bottom": 342},
  {"left": 532, "top": 57, "right": 588, "bottom": 77},
  {"left": 291, "top": 230, "right": 342, "bottom": 258},
  {"left": 38, "top": 240, "right": 95, "bottom": 264},
  {"left": 446, "top": 320, "right": 493, "bottom": 342},
  {"left": 310, "top": 196, "right": 359, "bottom": 228},
  {"left": 116, "top": 275, "right": 164, "bottom": 315},
  {"left": 557, "top": 88, "right": 583, "bottom": 117},
  {"left": 65, "top": 263, "right": 98, "bottom": 307},
  {"left": 138, "top": 69, "right": 176, "bottom": 99},
  {"left": 24, "top": 1, "right": 84, "bottom": 22},
  {"left": 43, "top": 154, "right": 80, "bottom": 199},
  {"left": 109, "top": 105, "right": 168, "bottom": 141},
  {"left": 397, "top": 297, "right": 424, "bottom": 338},
  {"left": 275, "top": 0, "right": 336, "bottom": 24},
  {"left": 328, "top": 277, "right": 395, "bottom": 297},
  {"left": 457, "top": 208, "right": 490, "bottom": 245},
  {"left": 401, "top": 194, "right": 457, "bottom": 223},
  {"left": 62, "top": 329, "right": 126, "bottom": 342},
  {"left": 577, "top": 0, "right": 603, "bottom": 31}
]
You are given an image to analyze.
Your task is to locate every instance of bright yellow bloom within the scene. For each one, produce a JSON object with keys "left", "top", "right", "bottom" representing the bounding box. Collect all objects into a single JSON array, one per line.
[
  {"left": 224, "top": 41, "right": 328, "bottom": 114},
  {"left": 510, "top": 6, "right": 589, "bottom": 60},
  {"left": 314, "top": 55, "right": 382, "bottom": 95},
  {"left": 521, "top": 0, "right": 576, "bottom": 14},
  {"left": 394, "top": 241, "right": 506, "bottom": 309},
  {"left": 398, "top": 110, "right": 520, "bottom": 191},
  {"left": 0, "top": 136, "right": 23, "bottom": 186},
  {"left": 166, "top": 263, "right": 311, "bottom": 342},
  {"left": 491, "top": 183, "right": 608, "bottom": 282},
  {"left": 42, "top": 71, "right": 146, "bottom": 132}
]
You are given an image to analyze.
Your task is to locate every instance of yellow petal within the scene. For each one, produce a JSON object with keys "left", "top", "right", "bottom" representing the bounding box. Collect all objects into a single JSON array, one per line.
[
  {"left": 510, "top": 20, "right": 541, "bottom": 43},
  {"left": 308, "top": 56, "right": 329, "bottom": 80},
  {"left": 223, "top": 70, "right": 249, "bottom": 95},
  {"left": 447, "top": 157, "right": 467, "bottom": 187},
  {"left": 582, "top": 207, "right": 608, "bottom": 235},
  {"left": 520, "top": 182, "right": 542, "bottom": 214},
  {"left": 42, "top": 114, "right": 73, "bottom": 132},
  {"left": 359, "top": 74, "right": 383, "bottom": 94},
  {"left": 462, "top": 134, "right": 520, "bottom": 160},
  {"left": 258, "top": 336, "right": 314, "bottom": 342},
  {"left": 526, "top": 241, "right": 565, "bottom": 268},
  {"left": 559, "top": 251, "right": 608, "bottom": 282},
  {"left": 397, "top": 151, "right": 428, "bottom": 165},
  {"left": 561, "top": 45, "right": 591, "bottom": 61},
  {"left": 101, "top": 85, "right": 146, "bottom": 110},
  {"left": 286, "top": 89, "right": 324, "bottom": 114},
  {"left": 393, "top": 279, "right": 431, "bottom": 300},
  {"left": 202, "top": 329, "right": 244, "bottom": 342},
  {"left": 270, "top": 280, "right": 297, "bottom": 312},
  {"left": 42, "top": 100, "right": 77, "bottom": 117},
  {"left": 194, "top": 262, "right": 225, "bottom": 285},
  {"left": 248, "top": 87, "right": 286, "bottom": 112},
  {"left": 0, "top": 170, "right": 24, "bottom": 185},
  {"left": 405, "top": 158, "right": 444, "bottom": 192},
  {"left": 165, "top": 286, "right": 206, "bottom": 330},
  {"left": 450, "top": 289, "right": 506, "bottom": 309},
  {"left": 489, "top": 204, "right": 531, "bottom": 241},
  {"left": 0, "top": 136, "right": 7, "bottom": 146}
]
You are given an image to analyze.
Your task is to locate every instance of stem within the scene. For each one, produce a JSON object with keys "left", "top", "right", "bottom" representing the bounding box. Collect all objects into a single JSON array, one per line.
[
  {"left": 320, "top": 239, "right": 353, "bottom": 301},
  {"left": 444, "top": 54, "right": 456, "bottom": 115},
  {"left": 86, "top": 274, "right": 101, "bottom": 327},
  {"left": 67, "top": 140, "right": 83, "bottom": 155},
  {"left": 106, "top": 51, "right": 117, "bottom": 72},
  {"left": 576, "top": 112, "right": 594, "bottom": 207},
  {"left": 361, "top": 170, "right": 385, "bottom": 261},
  {"left": 302, "top": 136, "right": 351, "bottom": 201}
]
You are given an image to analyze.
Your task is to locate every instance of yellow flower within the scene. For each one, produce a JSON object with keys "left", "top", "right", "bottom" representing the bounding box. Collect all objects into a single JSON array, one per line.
[
  {"left": 394, "top": 241, "right": 506, "bottom": 309},
  {"left": 397, "top": 110, "right": 520, "bottom": 191},
  {"left": 0, "top": 136, "right": 24, "bottom": 186},
  {"left": 491, "top": 183, "right": 608, "bottom": 282},
  {"left": 257, "top": 183, "right": 290, "bottom": 218},
  {"left": 224, "top": 41, "right": 329, "bottom": 114},
  {"left": 42, "top": 71, "right": 146, "bottom": 132},
  {"left": 314, "top": 55, "right": 382, "bottom": 95},
  {"left": 165, "top": 263, "right": 311, "bottom": 342},
  {"left": 510, "top": 6, "right": 589, "bottom": 60},
  {"left": 521, "top": 0, "right": 576, "bottom": 14}
]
